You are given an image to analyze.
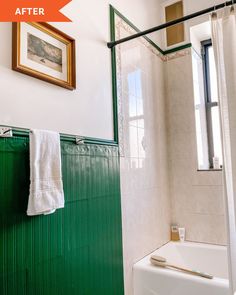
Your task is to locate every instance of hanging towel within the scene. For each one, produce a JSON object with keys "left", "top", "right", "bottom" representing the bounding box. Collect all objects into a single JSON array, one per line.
[{"left": 27, "top": 129, "right": 64, "bottom": 216}]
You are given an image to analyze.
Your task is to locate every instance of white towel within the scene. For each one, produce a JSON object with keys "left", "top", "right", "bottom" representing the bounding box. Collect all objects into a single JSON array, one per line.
[{"left": 27, "top": 129, "right": 64, "bottom": 216}]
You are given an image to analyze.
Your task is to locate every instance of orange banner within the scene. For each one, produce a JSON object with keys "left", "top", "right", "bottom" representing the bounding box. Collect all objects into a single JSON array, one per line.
[{"left": 0, "top": 0, "right": 72, "bottom": 22}]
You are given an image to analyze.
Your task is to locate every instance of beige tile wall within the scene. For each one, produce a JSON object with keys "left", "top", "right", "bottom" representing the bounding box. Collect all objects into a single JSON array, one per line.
[
  {"left": 165, "top": 49, "right": 227, "bottom": 245},
  {"left": 116, "top": 16, "right": 171, "bottom": 295},
  {"left": 116, "top": 15, "right": 227, "bottom": 295}
]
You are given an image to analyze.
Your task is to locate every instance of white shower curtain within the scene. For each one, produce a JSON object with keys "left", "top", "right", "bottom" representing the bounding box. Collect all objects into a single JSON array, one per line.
[{"left": 211, "top": 6, "right": 236, "bottom": 294}]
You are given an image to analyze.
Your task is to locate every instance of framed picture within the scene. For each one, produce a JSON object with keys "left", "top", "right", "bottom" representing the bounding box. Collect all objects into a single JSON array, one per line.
[{"left": 12, "top": 22, "right": 76, "bottom": 90}]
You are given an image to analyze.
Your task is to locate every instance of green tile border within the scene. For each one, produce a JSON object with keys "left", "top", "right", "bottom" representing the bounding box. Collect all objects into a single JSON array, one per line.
[
  {"left": 164, "top": 43, "right": 192, "bottom": 55},
  {"left": 110, "top": 5, "right": 119, "bottom": 145}
]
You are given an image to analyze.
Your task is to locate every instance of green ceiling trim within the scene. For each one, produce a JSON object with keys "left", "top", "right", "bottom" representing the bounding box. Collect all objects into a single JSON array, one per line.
[
  {"left": 164, "top": 43, "right": 192, "bottom": 55},
  {"left": 110, "top": 5, "right": 119, "bottom": 145}
]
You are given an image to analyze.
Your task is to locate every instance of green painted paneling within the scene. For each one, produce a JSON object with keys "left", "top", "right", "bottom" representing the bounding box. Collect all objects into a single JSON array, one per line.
[{"left": 0, "top": 137, "right": 124, "bottom": 295}]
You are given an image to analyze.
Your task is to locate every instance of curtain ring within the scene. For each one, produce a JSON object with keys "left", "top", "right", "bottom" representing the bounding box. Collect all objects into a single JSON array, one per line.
[
  {"left": 212, "top": 4, "right": 217, "bottom": 18},
  {"left": 212, "top": 5, "right": 217, "bottom": 18},
  {"left": 231, "top": 0, "right": 235, "bottom": 12}
]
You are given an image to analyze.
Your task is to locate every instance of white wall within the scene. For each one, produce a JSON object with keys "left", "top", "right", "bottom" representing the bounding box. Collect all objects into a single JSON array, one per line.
[{"left": 0, "top": 0, "right": 161, "bottom": 140}]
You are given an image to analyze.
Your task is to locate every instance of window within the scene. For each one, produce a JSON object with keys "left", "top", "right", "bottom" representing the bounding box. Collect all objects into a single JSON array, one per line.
[
  {"left": 127, "top": 69, "right": 146, "bottom": 169},
  {"left": 202, "top": 40, "right": 222, "bottom": 169},
  {"left": 192, "top": 39, "right": 223, "bottom": 170}
]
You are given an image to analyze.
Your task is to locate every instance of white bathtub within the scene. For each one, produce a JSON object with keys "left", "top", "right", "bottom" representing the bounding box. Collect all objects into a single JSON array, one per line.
[{"left": 133, "top": 241, "right": 230, "bottom": 295}]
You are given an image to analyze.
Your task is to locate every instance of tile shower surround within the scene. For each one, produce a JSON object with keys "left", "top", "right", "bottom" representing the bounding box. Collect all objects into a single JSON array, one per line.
[
  {"left": 115, "top": 13, "right": 227, "bottom": 295},
  {"left": 165, "top": 52, "right": 227, "bottom": 245},
  {"left": 115, "top": 15, "right": 171, "bottom": 295}
]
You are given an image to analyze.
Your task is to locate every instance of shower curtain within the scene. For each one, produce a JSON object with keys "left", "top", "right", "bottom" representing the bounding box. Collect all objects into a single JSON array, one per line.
[{"left": 211, "top": 6, "right": 236, "bottom": 294}]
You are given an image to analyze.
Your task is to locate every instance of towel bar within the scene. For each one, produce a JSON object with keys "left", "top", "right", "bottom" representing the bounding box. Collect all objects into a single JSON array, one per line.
[
  {"left": 75, "top": 136, "right": 85, "bottom": 145},
  {"left": 0, "top": 127, "right": 13, "bottom": 137},
  {"left": 29, "top": 131, "right": 85, "bottom": 145},
  {"left": 0, "top": 126, "right": 85, "bottom": 145}
]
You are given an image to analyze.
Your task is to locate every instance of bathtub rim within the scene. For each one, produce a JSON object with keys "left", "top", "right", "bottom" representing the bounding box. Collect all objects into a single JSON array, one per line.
[{"left": 133, "top": 240, "right": 229, "bottom": 285}]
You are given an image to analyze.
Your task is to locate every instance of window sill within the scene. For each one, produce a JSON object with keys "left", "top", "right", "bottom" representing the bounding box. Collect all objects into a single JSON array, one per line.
[{"left": 197, "top": 169, "right": 222, "bottom": 172}]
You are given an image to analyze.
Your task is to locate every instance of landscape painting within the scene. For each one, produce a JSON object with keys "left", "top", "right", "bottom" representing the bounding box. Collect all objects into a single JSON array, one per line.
[
  {"left": 12, "top": 22, "right": 76, "bottom": 90},
  {"left": 27, "top": 33, "right": 63, "bottom": 72}
]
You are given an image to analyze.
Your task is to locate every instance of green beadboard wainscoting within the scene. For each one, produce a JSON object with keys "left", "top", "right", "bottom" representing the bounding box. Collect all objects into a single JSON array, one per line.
[{"left": 0, "top": 137, "right": 124, "bottom": 295}]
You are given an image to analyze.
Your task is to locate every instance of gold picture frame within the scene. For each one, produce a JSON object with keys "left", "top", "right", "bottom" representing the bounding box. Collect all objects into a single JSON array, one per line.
[{"left": 12, "top": 22, "right": 76, "bottom": 90}]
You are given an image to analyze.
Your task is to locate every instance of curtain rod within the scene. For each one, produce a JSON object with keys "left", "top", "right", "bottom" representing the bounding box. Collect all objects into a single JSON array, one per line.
[{"left": 107, "top": 0, "right": 235, "bottom": 48}]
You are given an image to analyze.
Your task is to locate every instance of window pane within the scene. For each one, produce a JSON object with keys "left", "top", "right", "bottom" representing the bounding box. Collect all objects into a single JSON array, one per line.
[
  {"left": 211, "top": 106, "right": 223, "bottom": 166},
  {"left": 208, "top": 46, "right": 219, "bottom": 102},
  {"left": 195, "top": 108, "right": 205, "bottom": 168},
  {"left": 128, "top": 95, "right": 136, "bottom": 117},
  {"left": 128, "top": 70, "right": 143, "bottom": 117},
  {"left": 192, "top": 56, "right": 201, "bottom": 105},
  {"left": 192, "top": 52, "right": 209, "bottom": 169}
]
